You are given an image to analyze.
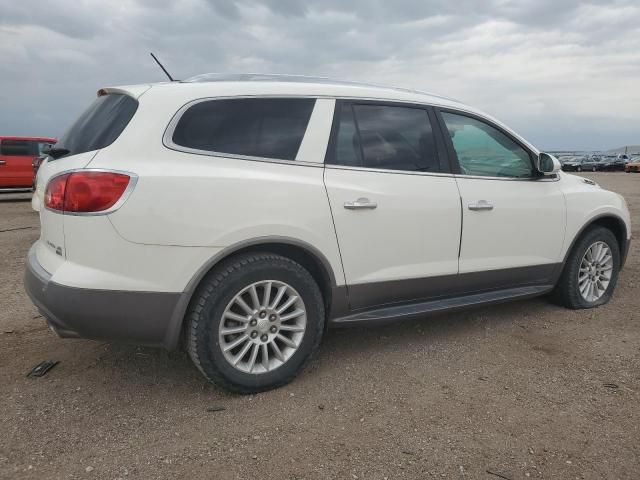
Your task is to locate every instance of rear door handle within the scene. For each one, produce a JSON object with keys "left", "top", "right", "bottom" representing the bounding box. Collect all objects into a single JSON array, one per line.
[
  {"left": 468, "top": 200, "right": 494, "bottom": 211},
  {"left": 344, "top": 198, "right": 378, "bottom": 210}
]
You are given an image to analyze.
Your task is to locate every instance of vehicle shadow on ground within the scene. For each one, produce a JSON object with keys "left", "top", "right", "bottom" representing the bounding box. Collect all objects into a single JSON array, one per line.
[{"left": 82, "top": 296, "right": 554, "bottom": 396}]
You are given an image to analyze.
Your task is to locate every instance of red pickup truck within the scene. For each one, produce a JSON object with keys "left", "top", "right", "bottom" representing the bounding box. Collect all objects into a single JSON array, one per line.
[{"left": 0, "top": 136, "right": 57, "bottom": 191}]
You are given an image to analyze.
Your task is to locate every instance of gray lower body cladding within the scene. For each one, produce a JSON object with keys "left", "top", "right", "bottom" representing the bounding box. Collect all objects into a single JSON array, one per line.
[
  {"left": 24, "top": 246, "right": 182, "bottom": 348},
  {"left": 344, "top": 263, "right": 560, "bottom": 311},
  {"left": 24, "top": 243, "right": 567, "bottom": 348}
]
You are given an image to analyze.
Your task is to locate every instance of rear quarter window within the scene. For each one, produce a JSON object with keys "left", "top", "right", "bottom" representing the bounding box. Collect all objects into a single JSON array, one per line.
[
  {"left": 171, "top": 98, "right": 316, "bottom": 161},
  {"left": 55, "top": 94, "right": 138, "bottom": 158}
]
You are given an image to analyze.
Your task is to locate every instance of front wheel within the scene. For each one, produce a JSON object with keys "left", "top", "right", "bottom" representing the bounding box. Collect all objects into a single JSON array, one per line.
[
  {"left": 186, "top": 253, "right": 325, "bottom": 393},
  {"left": 551, "top": 227, "right": 620, "bottom": 309}
]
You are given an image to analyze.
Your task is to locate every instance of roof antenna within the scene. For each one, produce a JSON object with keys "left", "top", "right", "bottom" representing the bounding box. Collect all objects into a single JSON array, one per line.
[{"left": 150, "top": 52, "right": 176, "bottom": 81}]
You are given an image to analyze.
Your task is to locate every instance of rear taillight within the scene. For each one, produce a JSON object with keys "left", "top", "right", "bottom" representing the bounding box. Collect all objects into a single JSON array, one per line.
[{"left": 44, "top": 171, "right": 133, "bottom": 213}]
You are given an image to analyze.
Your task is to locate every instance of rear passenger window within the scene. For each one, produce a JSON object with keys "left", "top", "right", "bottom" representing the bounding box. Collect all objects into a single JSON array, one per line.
[
  {"left": 172, "top": 98, "right": 316, "bottom": 161},
  {"left": 329, "top": 103, "right": 440, "bottom": 172},
  {"left": 0, "top": 140, "right": 30, "bottom": 156}
]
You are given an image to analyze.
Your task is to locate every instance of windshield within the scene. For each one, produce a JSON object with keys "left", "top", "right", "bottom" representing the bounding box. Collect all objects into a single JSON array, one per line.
[{"left": 54, "top": 94, "right": 138, "bottom": 159}]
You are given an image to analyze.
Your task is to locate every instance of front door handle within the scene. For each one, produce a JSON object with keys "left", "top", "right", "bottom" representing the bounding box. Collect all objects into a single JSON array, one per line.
[
  {"left": 0, "top": 160, "right": 6, "bottom": 166},
  {"left": 344, "top": 198, "right": 378, "bottom": 210},
  {"left": 468, "top": 200, "right": 494, "bottom": 211}
]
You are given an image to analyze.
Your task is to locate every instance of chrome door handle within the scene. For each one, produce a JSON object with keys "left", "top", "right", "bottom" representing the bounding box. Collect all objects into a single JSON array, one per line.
[
  {"left": 468, "top": 200, "right": 494, "bottom": 211},
  {"left": 344, "top": 198, "right": 377, "bottom": 210},
  {"left": 0, "top": 161, "right": 6, "bottom": 165}
]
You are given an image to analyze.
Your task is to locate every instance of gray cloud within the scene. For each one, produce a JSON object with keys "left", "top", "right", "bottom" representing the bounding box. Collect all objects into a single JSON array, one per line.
[{"left": 0, "top": 0, "right": 639, "bottom": 150}]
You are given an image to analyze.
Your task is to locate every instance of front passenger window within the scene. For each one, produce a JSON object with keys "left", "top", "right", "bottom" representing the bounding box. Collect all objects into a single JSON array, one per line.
[{"left": 441, "top": 112, "right": 533, "bottom": 178}]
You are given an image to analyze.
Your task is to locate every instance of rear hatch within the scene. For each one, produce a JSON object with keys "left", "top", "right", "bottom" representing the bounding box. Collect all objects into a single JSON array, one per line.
[{"left": 35, "top": 90, "right": 142, "bottom": 270}]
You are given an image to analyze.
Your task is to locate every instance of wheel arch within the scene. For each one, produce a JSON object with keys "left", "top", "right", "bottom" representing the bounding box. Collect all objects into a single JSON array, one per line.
[
  {"left": 163, "top": 237, "right": 338, "bottom": 350},
  {"left": 562, "top": 214, "right": 628, "bottom": 268}
]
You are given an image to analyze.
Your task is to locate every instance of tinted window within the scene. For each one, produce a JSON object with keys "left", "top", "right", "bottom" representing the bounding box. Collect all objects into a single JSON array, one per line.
[
  {"left": 55, "top": 94, "right": 138, "bottom": 158},
  {"left": 441, "top": 112, "right": 532, "bottom": 178},
  {"left": 334, "top": 105, "right": 362, "bottom": 167},
  {"left": 172, "top": 98, "right": 315, "bottom": 161},
  {"left": 0, "top": 140, "right": 31, "bottom": 156},
  {"left": 330, "top": 103, "right": 440, "bottom": 172}
]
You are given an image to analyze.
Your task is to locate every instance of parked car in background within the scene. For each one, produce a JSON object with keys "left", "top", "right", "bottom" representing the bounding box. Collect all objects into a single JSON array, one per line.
[
  {"left": 625, "top": 158, "right": 640, "bottom": 173},
  {"left": 0, "top": 136, "right": 56, "bottom": 191},
  {"left": 562, "top": 156, "right": 599, "bottom": 172},
  {"left": 608, "top": 156, "right": 626, "bottom": 171},
  {"left": 24, "top": 75, "right": 631, "bottom": 392},
  {"left": 597, "top": 156, "right": 616, "bottom": 171}
]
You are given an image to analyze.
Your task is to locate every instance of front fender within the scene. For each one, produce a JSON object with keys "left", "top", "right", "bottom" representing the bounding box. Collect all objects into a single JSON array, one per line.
[{"left": 559, "top": 174, "right": 631, "bottom": 261}]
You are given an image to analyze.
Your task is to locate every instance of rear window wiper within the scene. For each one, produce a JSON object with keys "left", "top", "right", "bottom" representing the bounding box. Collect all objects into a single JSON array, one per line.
[{"left": 47, "top": 147, "right": 71, "bottom": 159}]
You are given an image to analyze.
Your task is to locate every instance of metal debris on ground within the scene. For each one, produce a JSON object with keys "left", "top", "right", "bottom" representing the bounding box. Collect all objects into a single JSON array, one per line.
[
  {"left": 486, "top": 469, "right": 513, "bottom": 480},
  {"left": 0, "top": 226, "right": 34, "bottom": 233},
  {"left": 26, "top": 361, "right": 59, "bottom": 378},
  {"left": 206, "top": 406, "right": 226, "bottom": 412}
]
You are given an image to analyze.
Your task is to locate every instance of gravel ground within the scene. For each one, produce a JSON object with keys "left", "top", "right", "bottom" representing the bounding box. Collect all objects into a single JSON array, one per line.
[{"left": 0, "top": 173, "right": 638, "bottom": 480}]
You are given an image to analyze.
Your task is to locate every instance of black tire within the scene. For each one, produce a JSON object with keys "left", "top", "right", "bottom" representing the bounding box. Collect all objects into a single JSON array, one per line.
[
  {"left": 185, "top": 253, "right": 325, "bottom": 393},
  {"left": 551, "top": 226, "right": 620, "bottom": 309}
]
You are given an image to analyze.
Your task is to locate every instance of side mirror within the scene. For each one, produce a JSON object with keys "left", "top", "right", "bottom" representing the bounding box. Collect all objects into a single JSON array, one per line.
[{"left": 537, "top": 152, "right": 561, "bottom": 175}]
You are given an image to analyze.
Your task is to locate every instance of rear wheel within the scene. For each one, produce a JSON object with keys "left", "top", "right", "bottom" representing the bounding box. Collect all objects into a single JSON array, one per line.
[
  {"left": 186, "top": 253, "right": 325, "bottom": 393},
  {"left": 551, "top": 227, "right": 620, "bottom": 309}
]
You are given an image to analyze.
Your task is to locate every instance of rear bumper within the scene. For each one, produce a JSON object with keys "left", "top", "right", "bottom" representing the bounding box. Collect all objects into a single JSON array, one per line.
[{"left": 24, "top": 245, "right": 185, "bottom": 348}]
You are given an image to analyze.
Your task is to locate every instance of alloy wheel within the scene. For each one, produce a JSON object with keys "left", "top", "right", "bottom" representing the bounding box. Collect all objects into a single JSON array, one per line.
[
  {"left": 578, "top": 241, "right": 614, "bottom": 302},
  {"left": 218, "top": 280, "right": 307, "bottom": 374}
]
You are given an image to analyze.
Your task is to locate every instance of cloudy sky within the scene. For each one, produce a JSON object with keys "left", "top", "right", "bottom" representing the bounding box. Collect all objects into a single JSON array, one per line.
[{"left": 1, "top": 0, "right": 639, "bottom": 150}]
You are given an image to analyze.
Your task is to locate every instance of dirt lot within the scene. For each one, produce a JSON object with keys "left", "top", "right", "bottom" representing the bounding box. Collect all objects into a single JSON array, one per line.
[{"left": 0, "top": 173, "right": 638, "bottom": 480}]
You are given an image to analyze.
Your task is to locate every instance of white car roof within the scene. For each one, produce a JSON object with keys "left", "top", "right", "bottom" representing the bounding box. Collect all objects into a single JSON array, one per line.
[
  {"left": 102, "top": 73, "right": 540, "bottom": 153},
  {"left": 106, "top": 73, "right": 473, "bottom": 111}
]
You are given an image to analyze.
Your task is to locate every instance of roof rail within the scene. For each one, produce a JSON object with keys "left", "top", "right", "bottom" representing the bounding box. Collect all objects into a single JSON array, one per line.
[{"left": 183, "top": 73, "right": 460, "bottom": 103}]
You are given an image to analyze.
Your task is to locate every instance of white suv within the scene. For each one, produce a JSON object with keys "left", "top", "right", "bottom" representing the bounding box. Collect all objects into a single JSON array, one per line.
[{"left": 26, "top": 74, "right": 631, "bottom": 393}]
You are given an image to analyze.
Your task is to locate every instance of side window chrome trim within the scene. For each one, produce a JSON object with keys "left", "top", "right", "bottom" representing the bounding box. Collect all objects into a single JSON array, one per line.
[
  {"left": 324, "top": 163, "right": 456, "bottom": 178},
  {"left": 162, "top": 94, "right": 542, "bottom": 171},
  {"left": 162, "top": 95, "right": 323, "bottom": 166},
  {"left": 322, "top": 164, "right": 559, "bottom": 180},
  {"left": 453, "top": 173, "right": 560, "bottom": 182}
]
